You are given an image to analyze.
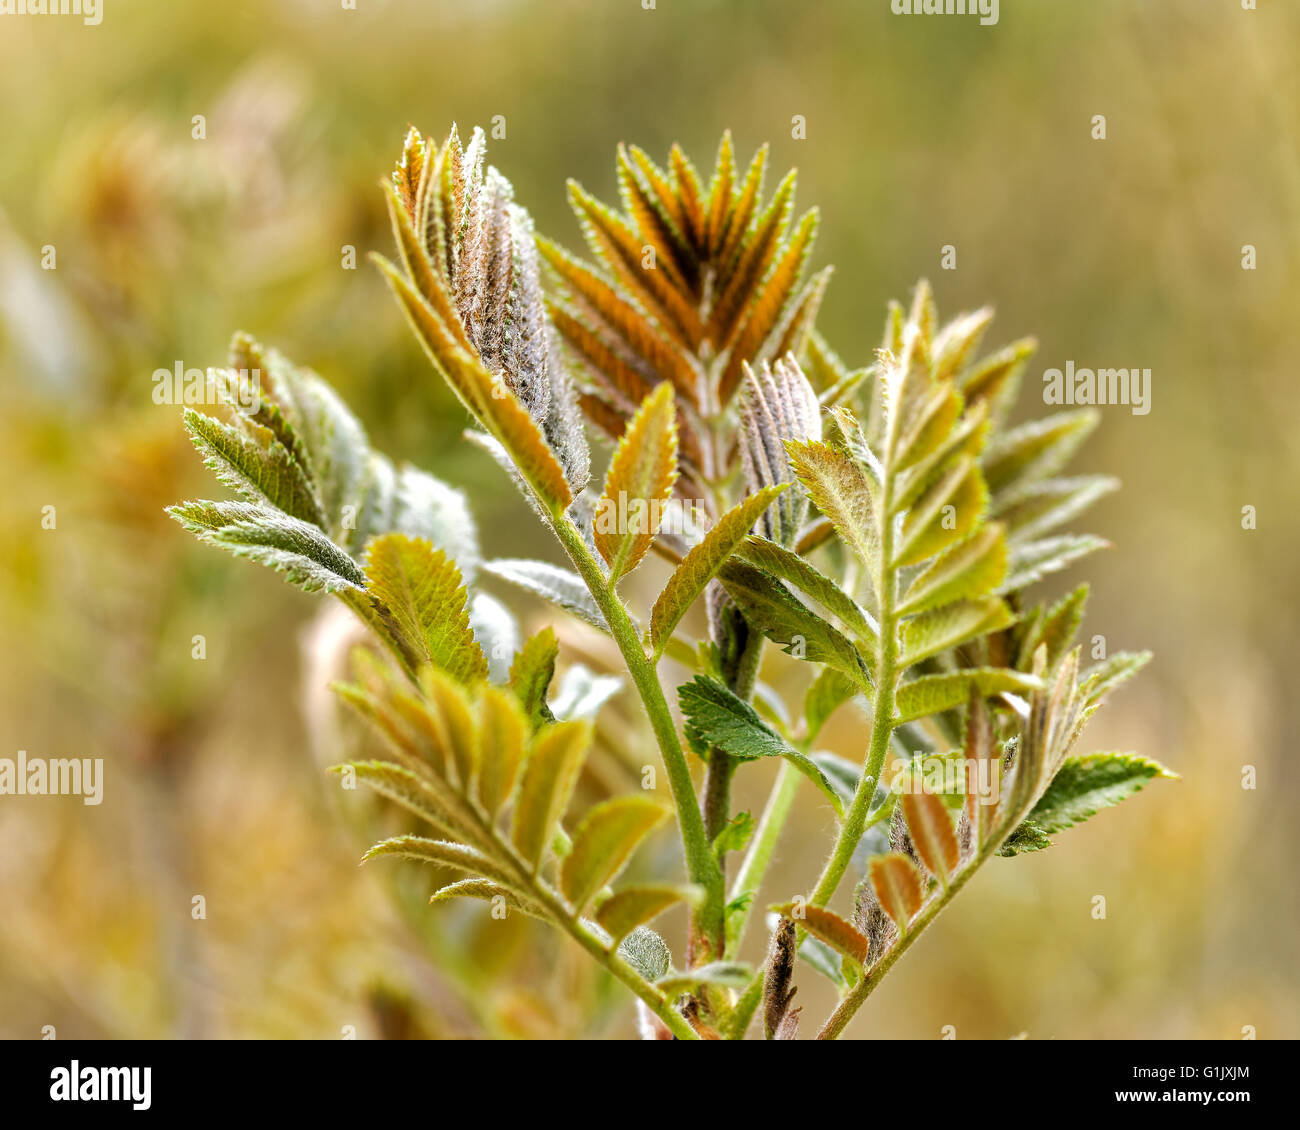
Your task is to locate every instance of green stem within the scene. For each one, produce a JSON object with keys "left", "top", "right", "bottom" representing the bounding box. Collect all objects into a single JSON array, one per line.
[
  {"left": 809, "top": 563, "right": 898, "bottom": 909},
  {"left": 725, "top": 760, "right": 800, "bottom": 959},
  {"left": 549, "top": 512, "right": 724, "bottom": 949}
]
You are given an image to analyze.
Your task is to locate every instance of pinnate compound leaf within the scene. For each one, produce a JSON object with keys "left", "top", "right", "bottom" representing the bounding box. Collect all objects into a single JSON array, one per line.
[
  {"left": 511, "top": 719, "right": 591, "bottom": 871},
  {"left": 169, "top": 500, "right": 364, "bottom": 593},
  {"left": 595, "top": 884, "right": 703, "bottom": 946},
  {"left": 560, "top": 795, "right": 671, "bottom": 913},
  {"left": 1027, "top": 752, "right": 1175, "bottom": 835},
  {"left": 868, "top": 853, "right": 925, "bottom": 929},
  {"left": 594, "top": 382, "right": 679, "bottom": 580},
  {"left": 771, "top": 903, "right": 869, "bottom": 966},
  {"left": 648, "top": 484, "right": 788, "bottom": 654},
  {"left": 363, "top": 533, "right": 487, "bottom": 684}
]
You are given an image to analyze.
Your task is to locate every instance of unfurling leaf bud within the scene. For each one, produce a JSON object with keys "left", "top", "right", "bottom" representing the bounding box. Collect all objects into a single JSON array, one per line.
[
  {"left": 762, "top": 916, "right": 799, "bottom": 1040},
  {"left": 740, "top": 356, "right": 822, "bottom": 546},
  {"left": 853, "top": 877, "right": 897, "bottom": 966}
]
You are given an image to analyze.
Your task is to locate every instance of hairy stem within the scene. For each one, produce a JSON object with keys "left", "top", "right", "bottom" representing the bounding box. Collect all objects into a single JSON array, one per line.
[
  {"left": 549, "top": 512, "right": 725, "bottom": 952},
  {"left": 725, "top": 759, "right": 800, "bottom": 959},
  {"left": 810, "top": 584, "right": 898, "bottom": 909},
  {"left": 817, "top": 839, "right": 996, "bottom": 1039}
]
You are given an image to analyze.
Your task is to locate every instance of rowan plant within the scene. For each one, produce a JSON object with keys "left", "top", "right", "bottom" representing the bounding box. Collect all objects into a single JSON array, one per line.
[{"left": 169, "top": 126, "right": 1172, "bottom": 1040}]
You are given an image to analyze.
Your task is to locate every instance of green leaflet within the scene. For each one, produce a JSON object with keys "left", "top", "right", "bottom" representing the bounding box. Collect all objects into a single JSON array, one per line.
[
  {"left": 594, "top": 382, "right": 678, "bottom": 582},
  {"left": 1027, "top": 752, "right": 1176, "bottom": 835},
  {"left": 361, "top": 834, "right": 528, "bottom": 898},
  {"left": 798, "top": 934, "right": 847, "bottom": 987},
  {"left": 1002, "top": 534, "right": 1108, "bottom": 592},
  {"left": 475, "top": 685, "right": 527, "bottom": 817},
  {"left": 894, "top": 455, "right": 988, "bottom": 567},
  {"left": 268, "top": 371, "right": 366, "bottom": 536},
  {"left": 712, "top": 811, "right": 756, "bottom": 858},
  {"left": 771, "top": 903, "right": 869, "bottom": 966},
  {"left": 894, "top": 669, "right": 1042, "bottom": 725},
  {"left": 898, "top": 522, "right": 1008, "bottom": 616},
  {"left": 420, "top": 668, "right": 479, "bottom": 786},
  {"left": 899, "top": 597, "right": 1015, "bottom": 667},
  {"left": 508, "top": 628, "right": 559, "bottom": 729},
  {"left": 804, "top": 667, "right": 859, "bottom": 742},
  {"left": 994, "top": 474, "right": 1118, "bottom": 544},
  {"left": 656, "top": 961, "right": 753, "bottom": 996},
  {"left": 363, "top": 533, "right": 488, "bottom": 685},
  {"left": 484, "top": 558, "right": 611, "bottom": 633},
  {"left": 984, "top": 409, "right": 1099, "bottom": 495},
  {"left": 717, "top": 560, "right": 870, "bottom": 685},
  {"left": 560, "top": 795, "right": 671, "bottom": 913},
  {"left": 330, "top": 758, "right": 475, "bottom": 845},
  {"left": 736, "top": 533, "right": 879, "bottom": 651},
  {"left": 1081, "top": 650, "right": 1152, "bottom": 705},
  {"left": 183, "top": 408, "right": 326, "bottom": 529},
  {"left": 648, "top": 484, "right": 788, "bottom": 655},
  {"left": 168, "top": 499, "right": 365, "bottom": 594},
  {"left": 510, "top": 719, "right": 591, "bottom": 872},
  {"left": 892, "top": 381, "right": 963, "bottom": 472},
  {"left": 595, "top": 884, "right": 703, "bottom": 946},
  {"left": 429, "top": 879, "right": 551, "bottom": 922},
  {"left": 678, "top": 676, "right": 846, "bottom": 816},
  {"left": 808, "top": 752, "right": 866, "bottom": 811},
  {"left": 784, "top": 438, "right": 879, "bottom": 578},
  {"left": 996, "top": 819, "right": 1053, "bottom": 857},
  {"left": 958, "top": 336, "right": 1036, "bottom": 418},
  {"left": 931, "top": 306, "right": 994, "bottom": 384},
  {"left": 1018, "top": 584, "right": 1089, "bottom": 669}
]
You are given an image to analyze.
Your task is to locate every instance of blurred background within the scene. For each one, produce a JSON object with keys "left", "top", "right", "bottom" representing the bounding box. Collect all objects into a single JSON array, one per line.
[{"left": 1, "top": 0, "right": 1296, "bottom": 1039}]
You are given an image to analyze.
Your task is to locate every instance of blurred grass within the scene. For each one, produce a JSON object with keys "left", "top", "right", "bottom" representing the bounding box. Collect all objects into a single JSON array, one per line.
[{"left": 0, "top": 0, "right": 1296, "bottom": 1038}]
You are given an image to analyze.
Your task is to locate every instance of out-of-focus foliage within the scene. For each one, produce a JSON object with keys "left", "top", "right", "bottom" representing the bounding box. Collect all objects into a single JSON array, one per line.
[{"left": 1, "top": 0, "right": 1297, "bottom": 1039}]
